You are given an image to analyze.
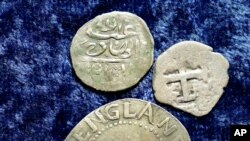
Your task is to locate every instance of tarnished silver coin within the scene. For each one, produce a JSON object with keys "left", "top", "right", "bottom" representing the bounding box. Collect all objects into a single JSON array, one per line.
[
  {"left": 70, "top": 11, "right": 154, "bottom": 91},
  {"left": 153, "top": 41, "right": 229, "bottom": 116},
  {"left": 65, "top": 98, "right": 190, "bottom": 141}
]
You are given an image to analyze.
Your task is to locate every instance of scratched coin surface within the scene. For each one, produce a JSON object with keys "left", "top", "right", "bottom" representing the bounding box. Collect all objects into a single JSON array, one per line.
[
  {"left": 153, "top": 41, "right": 229, "bottom": 116},
  {"left": 70, "top": 11, "right": 154, "bottom": 91},
  {"left": 65, "top": 98, "right": 190, "bottom": 141}
]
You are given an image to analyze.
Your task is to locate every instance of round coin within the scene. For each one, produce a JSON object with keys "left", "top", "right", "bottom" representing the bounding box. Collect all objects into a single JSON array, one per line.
[
  {"left": 65, "top": 98, "right": 190, "bottom": 141},
  {"left": 153, "top": 41, "right": 229, "bottom": 116},
  {"left": 70, "top": 11, "right": 154, "bottom": 91}
]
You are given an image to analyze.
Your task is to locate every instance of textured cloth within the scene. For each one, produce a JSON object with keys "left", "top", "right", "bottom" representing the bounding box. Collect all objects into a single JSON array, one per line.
[{"left": 0, "top": 0, "right": 249, "bottom": 140}]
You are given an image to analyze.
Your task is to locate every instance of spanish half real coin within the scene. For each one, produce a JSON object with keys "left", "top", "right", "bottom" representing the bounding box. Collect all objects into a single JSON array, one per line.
[
  {"left": 70, "top": 11, "right": 154, "bottom": 91},
  {"left": 153, "top": 41, "right": 229, "bottom": 116},
  {"left": 65, "top": 98, "right": 190, "bottom": 141}
]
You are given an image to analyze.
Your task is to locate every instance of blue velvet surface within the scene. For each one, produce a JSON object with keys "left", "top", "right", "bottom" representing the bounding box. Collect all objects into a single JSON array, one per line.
[{"left": 0, "top": 0, "right": 249, "bottom": 140}]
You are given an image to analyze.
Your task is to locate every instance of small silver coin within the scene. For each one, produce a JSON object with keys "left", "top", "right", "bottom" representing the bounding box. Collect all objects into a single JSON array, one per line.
[
  {"left": 153, "top": 41, "right": 229, "bottom": 116},
  {"left": 65, "top": 98, "right": 190, "bottom": 141},
  {"left": 70, "top": 11, "right": 154, "bottom": 91}
]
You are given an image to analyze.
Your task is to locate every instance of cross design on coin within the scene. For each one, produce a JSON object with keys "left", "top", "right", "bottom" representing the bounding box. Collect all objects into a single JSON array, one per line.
[{"left": 164, "top": 68, "right": 205, "bottom": 103}]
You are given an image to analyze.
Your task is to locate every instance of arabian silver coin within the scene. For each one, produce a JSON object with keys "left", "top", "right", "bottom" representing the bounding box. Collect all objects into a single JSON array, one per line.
[
  {"left": 65, "top": 98, "right": 190, "bottom": 141},
  {"left": 153, "top": 41, "right": 229, "bottom": 116},
  {"left": 70, "top": 11, "right": 154, "bottom": 91}
]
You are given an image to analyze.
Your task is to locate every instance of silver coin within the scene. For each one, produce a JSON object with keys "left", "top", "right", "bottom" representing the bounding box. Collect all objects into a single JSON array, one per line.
[
  {"left": 65, "top": 98, "right": 190, "bottom": 141},
  {"left": 153, "top": 41, "right": 229, "bottom": 116},
  {"left": 70, "top": 11, "right": 154, "bottom": 91}
]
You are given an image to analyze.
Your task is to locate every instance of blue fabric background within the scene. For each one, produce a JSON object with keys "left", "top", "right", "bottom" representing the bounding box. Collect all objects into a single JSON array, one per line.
[{"left": 0, "top": 0, "right": 249, "bottom": 140}]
